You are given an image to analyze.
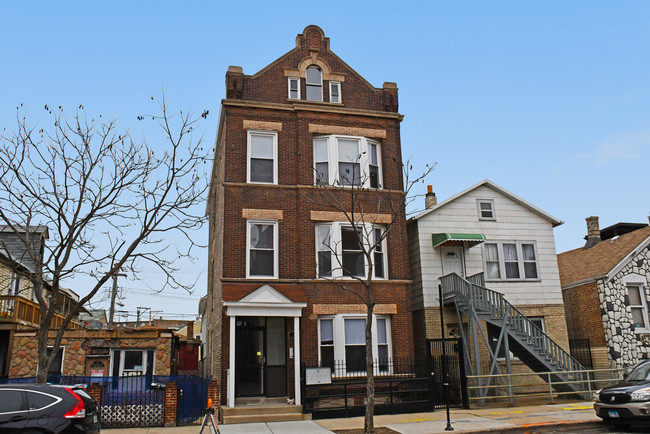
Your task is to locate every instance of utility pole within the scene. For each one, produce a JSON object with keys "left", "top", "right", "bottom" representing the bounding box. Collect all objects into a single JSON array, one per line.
[
  {"left": 108, "top": 272, "right": 127, "bottom": 328},
  {"left": 136, "top": 306, "right": 151, "bottom": 327}
]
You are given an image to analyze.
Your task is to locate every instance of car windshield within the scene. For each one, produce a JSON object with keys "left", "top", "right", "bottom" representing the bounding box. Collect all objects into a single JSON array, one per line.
[{"left": 626, "top": 362, "right": 650, "bottom": 382}]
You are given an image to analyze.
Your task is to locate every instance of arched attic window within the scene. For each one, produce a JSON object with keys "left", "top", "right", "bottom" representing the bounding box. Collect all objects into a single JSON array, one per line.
[{"left": 306, "top": 65, "right": 323, "bottom": 101}]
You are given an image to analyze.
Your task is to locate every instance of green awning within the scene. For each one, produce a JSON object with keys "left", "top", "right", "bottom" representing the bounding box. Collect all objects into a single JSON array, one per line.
[{"left": 432, "top": 233, "right": 487, "bottom": 248}]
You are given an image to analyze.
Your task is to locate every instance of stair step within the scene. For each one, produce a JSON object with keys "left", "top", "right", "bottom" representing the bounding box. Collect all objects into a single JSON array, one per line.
[
  {"left": 223, "top": 413, "right": 311, "bottom": 424},
  {"left": 222, "top": 405, "right": 303, "bottom": 416}
]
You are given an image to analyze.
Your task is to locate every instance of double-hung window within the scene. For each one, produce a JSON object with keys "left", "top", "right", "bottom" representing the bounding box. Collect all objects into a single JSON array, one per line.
[
  {"left": 306, "top": 65, "right": 323, "bottom": 101},
  {"left": 477, "top": 199, "right": 496, "bottom": 220},
  {"left": 247, "top": 220, "right": 278, "bottom": 278},
  {"left": 313, "top": 135, "right": 382, "bottom": 188},
  {"left": 483, "top": 241, "right": 539, "bottom": 281},
  {"left": 315, "top": 222, "right": 387, "bottom": 279},
  {"left": 247, "top": 131, "right": 277, "bottom": 184},
  {"left": 329, "top": 81, "right": 341, "bottom": 103},
  {"left": 628, "top": 284, "right": 649, "bottom": 330},
  {"left": 288, "top": 77, "right": 300, "bottom": 99},
  {"left": 318, "top": 314, "right": 392, "bottom": 375}
]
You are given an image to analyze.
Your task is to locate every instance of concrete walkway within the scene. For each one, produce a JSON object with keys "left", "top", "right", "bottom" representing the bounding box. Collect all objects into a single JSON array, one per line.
[{"left": 103, "top": 400, "right": 604, "bottom": 433}]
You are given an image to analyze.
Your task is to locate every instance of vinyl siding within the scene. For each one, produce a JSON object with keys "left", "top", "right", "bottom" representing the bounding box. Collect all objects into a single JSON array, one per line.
[{"left": 413, "top": 185, "right": 563, "bottom": 307}]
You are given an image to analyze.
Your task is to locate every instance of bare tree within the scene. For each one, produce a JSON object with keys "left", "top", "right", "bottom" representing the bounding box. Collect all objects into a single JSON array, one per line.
[
  {"left": 311, "top": 159, "right": 434, "bottom": 433},
  {"left": 0, "top": 97, "right": 209, "bottom": 382}
]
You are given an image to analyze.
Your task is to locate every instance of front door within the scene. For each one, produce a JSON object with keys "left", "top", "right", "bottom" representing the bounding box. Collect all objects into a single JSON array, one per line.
[
  {"left": 441, "top": 246, "right": 465, "bottom": 277},
  {"left": 235, "top": 317, "right": 287, "bottom": 397}
]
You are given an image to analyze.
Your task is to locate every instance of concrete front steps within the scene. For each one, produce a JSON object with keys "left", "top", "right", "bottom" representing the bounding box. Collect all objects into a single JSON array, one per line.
[{"left": 222, "top": 397, "right": 311, "bottom": 424}]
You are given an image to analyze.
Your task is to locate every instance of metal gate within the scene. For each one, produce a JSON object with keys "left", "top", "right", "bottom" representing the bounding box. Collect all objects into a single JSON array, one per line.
[
  {"left": 427, "top": 338, "right": 468, "bottom": 409},
  {"left": 100, "top": 376, "right": 165, "bottom": 428},
  {"left": 177, "top": 375, "right": 210, "bottom": 425}
]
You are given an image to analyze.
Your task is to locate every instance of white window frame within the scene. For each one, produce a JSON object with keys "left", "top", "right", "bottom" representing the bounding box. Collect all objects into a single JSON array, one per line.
[
  {"left": 246, "top": 220, "right": 279, "bottom": 279},
  {"left": 315, "top": 222, "right": 388, "bottom": 279},
  {"left": 8, "top": 272, "right": 21, "bottom": 296},
  {"left": 288, "top": 77, "right": 300, "bottom": 100},
  {"left": 317, "top": 314, "right": 393, "bottom": 376},
  {"left": 306, "top": 65, "right": 323, "bottom": 101},
  {"left": 313, "top": 135, "right": 382, "bottom": 189},
  {"left": 45, "top": 346, "right": 65, "bottom": 375},
  {"left": 483, "top": 241, "right": 540, "bottom": 281},
  {"left": 247, "top": 130, "right": 278, "bottom": 184},
  {"left": 627, "top": 283, "right": 650, "bottom": 332},
  {"left": 110, "top": 349, "right": 155, "bottom": 377},
  {"left": 477, "top": 199, "right": 496, "bottom": 221},
  {"left": 329, "top": 81, "right": 341, "bottom": 103}
]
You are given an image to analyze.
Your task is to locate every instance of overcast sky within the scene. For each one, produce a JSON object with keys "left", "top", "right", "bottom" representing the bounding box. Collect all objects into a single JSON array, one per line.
[{"left": 2, "top": 1, "right": 649, "bottom": 319}]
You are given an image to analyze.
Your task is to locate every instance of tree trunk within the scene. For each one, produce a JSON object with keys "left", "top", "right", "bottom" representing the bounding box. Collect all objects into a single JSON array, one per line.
[
  {"left": 364, "top": 304, "right": 375, "bottom": 433},
  {"left": 36, "top": 329, "right": 50, "bottom": 383}
]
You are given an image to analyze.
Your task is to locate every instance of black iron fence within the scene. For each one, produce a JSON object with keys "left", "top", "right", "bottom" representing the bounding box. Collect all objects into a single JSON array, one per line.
[
  {"left": 569, "top": 339, "right": 594, "bottom": 370},
  {"left": 302, "top": 356, "right": 464, "bottom": 419}
]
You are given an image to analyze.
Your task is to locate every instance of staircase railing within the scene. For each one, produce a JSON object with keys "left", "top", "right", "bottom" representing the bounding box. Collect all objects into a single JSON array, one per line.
[{"left": 441, "top": 273, "right": 584, "bottom": 374}]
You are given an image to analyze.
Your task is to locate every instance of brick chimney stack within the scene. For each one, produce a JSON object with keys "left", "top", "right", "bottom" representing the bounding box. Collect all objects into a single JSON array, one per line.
[
  {"left": 425, "top": 185, "right": 437, "bottom": 209},
  {"left": 584, "top": 216, "right": 601, "bottom": 249},
  {"left": 186, "top": 321, "right": 194, "bottom": 339}
]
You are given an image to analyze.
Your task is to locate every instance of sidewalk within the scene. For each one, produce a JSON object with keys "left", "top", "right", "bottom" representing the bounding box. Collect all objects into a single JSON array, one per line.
[{"left": 102, "top": 400, "right": 603, "bottom": 433}]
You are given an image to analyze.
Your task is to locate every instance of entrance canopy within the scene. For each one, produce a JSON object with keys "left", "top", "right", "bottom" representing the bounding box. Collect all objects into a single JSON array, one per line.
[
  {"left": 432, "top": 233, "right": 486, "bottom": 249},
  {"left": 224, "top": 284, "right": 306, "bottom": 317}
]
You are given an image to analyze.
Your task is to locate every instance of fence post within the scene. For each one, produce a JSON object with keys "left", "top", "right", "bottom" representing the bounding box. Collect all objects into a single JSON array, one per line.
[
  {"left": 88, "top": 382, "right": 102, "bottom": 407},
  {"left": 207, "top": 380, "right": 220, "bottom": 413},
  {"left": 164, "top": 381, "right": 177, "bottom": 427},
  {"left": 547, "top": 373, "right": 553, "bottom": 403}
]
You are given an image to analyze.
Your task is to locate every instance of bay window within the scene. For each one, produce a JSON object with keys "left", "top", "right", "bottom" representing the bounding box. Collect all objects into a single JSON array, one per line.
[
  {"left": 483, "top": 241, "right": 539, "bottom": 281},
  {"left": 315, "top": 222, "right": 387, "bottom": 279},
  {"left": 318, "top": 314, "right": 392, "bottom": 375},
  {"left": 313, "top": 135, "right": 382, "bottom": 188},
  {"left": 247, "top": 220, "right": 278, "bottom": 278}
]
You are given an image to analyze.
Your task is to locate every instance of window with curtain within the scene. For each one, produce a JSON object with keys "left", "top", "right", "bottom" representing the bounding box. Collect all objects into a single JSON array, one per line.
[
  {"left": 628, "top": 285, "right": 649, "bottom": 330},
  {"left": 313, "top": 135, "right": 382, "bottom": 189},
  {"left": 248, "top": 221, "right": 277, "bottom": 278},
  {"left": 483, "top": 241, "right": 540, "bottom": 281},
  {"left": 318, "top": 315, "right": 392, "bottom": 375},
  {"left": 248, "top": 131, "right": 277, "bottom": 184}
]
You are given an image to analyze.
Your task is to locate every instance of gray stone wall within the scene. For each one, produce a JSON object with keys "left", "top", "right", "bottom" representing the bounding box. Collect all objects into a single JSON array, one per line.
[{"left": 599, "top": 243, "right": 650, "bottom": 369}]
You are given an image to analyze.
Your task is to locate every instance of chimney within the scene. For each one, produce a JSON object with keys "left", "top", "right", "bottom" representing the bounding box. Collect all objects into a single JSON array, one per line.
[
  {"left": 584, "top": 216, "right": 601, "bottom": 248},
  {"left": 186, "top": 321, "right": 194, "bottom": 338},
  {"left": 425, "top": 185, "right": 437, "bottom": 209}
]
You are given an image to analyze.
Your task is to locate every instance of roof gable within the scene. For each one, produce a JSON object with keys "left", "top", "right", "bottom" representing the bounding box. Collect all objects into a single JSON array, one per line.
[
  {"left": 239, "top": 284, "right": 294, "bottom": 304},
  {"left": 412, "top": 179, "right": 563, "bottom": 226},
  {"left": 558, "top": 226, "right": 650, "bottom": 286}
]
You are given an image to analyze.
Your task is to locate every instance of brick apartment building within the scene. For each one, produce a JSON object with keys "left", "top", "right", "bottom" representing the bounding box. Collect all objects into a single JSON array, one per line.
[{"left": 203, "top": 25, "right": 414, "bottom": 408}]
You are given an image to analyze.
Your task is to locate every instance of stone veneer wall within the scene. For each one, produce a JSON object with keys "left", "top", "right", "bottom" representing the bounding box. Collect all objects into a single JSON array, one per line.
[
  {"left": 598, "top": 243, "right": 650, "bottom": 369},
  {"left": 9, "top": 329, "right": 174, "bottom": 377}
]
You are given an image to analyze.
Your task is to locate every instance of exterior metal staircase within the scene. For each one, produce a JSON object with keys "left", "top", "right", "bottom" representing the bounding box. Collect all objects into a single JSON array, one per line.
[{"left": 440, "top": 272, "right": 586, "bottom": 396}]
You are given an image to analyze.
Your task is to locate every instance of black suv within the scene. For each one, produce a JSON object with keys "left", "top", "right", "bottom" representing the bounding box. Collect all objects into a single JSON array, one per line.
[
  {"left": 0, "top": 383, "right": 101, "bottom": 433},
  {"left": 595, "top": 359, "right": 650, "bottom": 427}
]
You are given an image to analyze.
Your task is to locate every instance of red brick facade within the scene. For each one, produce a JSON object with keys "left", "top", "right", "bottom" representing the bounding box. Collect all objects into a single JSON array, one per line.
[{"left": 206, "top": 25, "right": 414, "bottom": 405}]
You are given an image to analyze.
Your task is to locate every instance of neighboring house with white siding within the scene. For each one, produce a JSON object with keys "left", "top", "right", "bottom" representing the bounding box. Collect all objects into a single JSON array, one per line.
[{"left": 408, "top": 180, "right": 574, "bottom": 379}]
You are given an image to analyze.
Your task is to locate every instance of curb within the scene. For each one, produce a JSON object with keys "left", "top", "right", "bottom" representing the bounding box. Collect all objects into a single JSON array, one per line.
[{"left": 465, "top": 420, "right": 604, "bottom": 433}]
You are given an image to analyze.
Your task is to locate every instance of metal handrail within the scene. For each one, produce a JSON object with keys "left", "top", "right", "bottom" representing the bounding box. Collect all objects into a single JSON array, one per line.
[
  {"left": 441, "top": 273, "right": 585, "bottom": 374},
  {"left": 466, "top": 367, "right": 624, "bottom": 402}
]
